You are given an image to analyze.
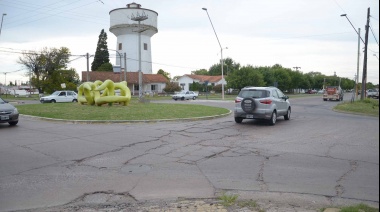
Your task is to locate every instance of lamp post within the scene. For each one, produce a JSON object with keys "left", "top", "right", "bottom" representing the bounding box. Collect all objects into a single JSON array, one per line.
[
  {"left": 104, "top": 48, "right": 123, "bottom": 81},
  {"left": 0, "top": 13, "right": 6, "bottom": 38},
  {"left": 202, "top": 8, "right": 225, "bottom": 100},
  {"left": 131, "top": 13, "right": 148, "bottom": 100},
  {"left": 341, "top": 14, "right": 363, "bottom": 100}
]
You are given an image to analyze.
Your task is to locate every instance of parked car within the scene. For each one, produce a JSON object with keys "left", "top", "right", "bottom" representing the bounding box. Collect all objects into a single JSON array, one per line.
[
  {"left": 306, "top": 89, "right": 317, "bottom": 94},
  {"left": 366, "top": 89, "right": 379, "bottom": 99},
  {"left": 172, "top": 91, "right": 198, "bottom": 101},
  {"left": 234, "top": 86, "right": 291, "bottom": 125},
  {"left": 317, "top": 89, "right": 325, "bottom": 94},
  {"left": 40, "top": 90, "right": 78, "bottom": 103},
  {"left": 0, "top": 97, "right": 19, "bottom": 126}
]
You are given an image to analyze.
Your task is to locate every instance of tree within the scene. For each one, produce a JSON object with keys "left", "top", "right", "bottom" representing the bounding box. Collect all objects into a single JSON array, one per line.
[
  {"left": 18, "top": 47, "right": 71, "bottom": 93},
  {"left": 91, "top": 29, "right": 110, "bottom": 71},
  {"left": 191, "top": 69, "right": 208, "bottom": 75},
  {"left": 157, "top": 69, "right": 171, "bottom": 80},
  {"left": 42, "top": 69, "right": 80, "bottom": 94},
  {"left": 269, "top": 64, "right": 291, "bottom": 91},
  {"left": 227, "top": 65, "right": 265, "bottom": 90},
  {"left": 163, "top": 82, "right": 181, "bottom": 93},
  {"left": 208, "top": 57, "right": 240, "bottom": 76},
  {"left": 97, "top": 63, "right": 113, "bottom": 72}
]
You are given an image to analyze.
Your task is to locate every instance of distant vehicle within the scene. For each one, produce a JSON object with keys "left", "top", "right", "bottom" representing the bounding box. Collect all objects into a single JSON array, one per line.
[
  {"left": 172, "top": 91, "right": 198, "bottom": 101},
  {"left": 366, "top": 89, "right": 379, "bottom": 99},
  {"left": 40, "top": 90, "right": 78, "bottom": 103},
  {"left": 306, "top": 89, "right": 317, "bottom": 94},
  {"left": 323, "top": 86, "right": 343, "bottom": 101},
  {"left": 234, "top": 86, "right": 291, "bottom": 125},
  {"left": 0, "top": 97, "right": 19, "bottom": 126},
  {"left": 317, "top": 89, "right": 325, "bottom": 94}
]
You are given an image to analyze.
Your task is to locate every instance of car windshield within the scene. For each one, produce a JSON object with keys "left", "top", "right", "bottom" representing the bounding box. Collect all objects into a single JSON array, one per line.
[
  {"left": 51, "top": 91, "right": 60, "bottom": 96},
  {"left": 239, "top": 90, "right": 269, "bottom": 98}
]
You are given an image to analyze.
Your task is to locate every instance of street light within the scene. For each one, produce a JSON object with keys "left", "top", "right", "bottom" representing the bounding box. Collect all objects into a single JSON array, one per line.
[
  {"left": 131, "top": 12, "right": 148, "bottom": 100},
  {"left": 0, "top": 13, "right": 6, "bottom": 38},
  {"left": 202, "top": 7, "right": 225, "bottom": 100},
  {"left": 103, "top": 48, "right": 124, "bottom": 82},
  {"left": 341, "top": 14, "right": 362, "bottom": 100},
  {"left": 340, "top": 14, "right": 365, "bottom": 44}
]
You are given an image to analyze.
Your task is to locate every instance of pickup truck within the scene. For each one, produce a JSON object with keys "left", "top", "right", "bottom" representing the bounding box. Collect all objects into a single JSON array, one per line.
[
  {"left": 366, "top": 89, "right": 379, "bottom": 99},
  {"left": 172, "top": 91, "right": 198, "bottom": 101}
]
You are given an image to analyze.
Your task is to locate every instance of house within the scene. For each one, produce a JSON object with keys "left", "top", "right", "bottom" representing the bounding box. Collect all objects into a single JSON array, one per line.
[
  {"left": 176, "top": 74, "right": 226, "bottom": 91},
  {"left": 81, "top": 71, "right": 168, "bottom": 95}
]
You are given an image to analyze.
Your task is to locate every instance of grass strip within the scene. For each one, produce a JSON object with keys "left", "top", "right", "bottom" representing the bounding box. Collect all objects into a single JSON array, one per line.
[{"left": 15, "top": 100, "right": 230, "bottom": 121}]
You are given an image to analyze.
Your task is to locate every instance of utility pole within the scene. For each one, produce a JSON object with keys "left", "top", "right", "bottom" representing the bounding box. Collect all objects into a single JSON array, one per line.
[
  {"left": 124, "top": 53, "right": 127, "bottom": 82},
  {"left": 86, "top": 53, "right": 90, "bottom": 82},
  {"left": 355, "top": 28, "right": 361, "bottom": 100},
  {"left": 361, "top": 7, "right": 370, "bottom": 100}
]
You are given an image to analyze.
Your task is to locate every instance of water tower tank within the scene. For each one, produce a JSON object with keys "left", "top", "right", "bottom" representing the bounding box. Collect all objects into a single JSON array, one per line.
[{"left": 109, "top": 2, "right": 158, "bottom": 74}]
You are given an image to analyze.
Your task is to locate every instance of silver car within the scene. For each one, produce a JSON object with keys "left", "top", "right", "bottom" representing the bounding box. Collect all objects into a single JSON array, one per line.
[
  {"left": 0, "top": 97, "right": 19, "bottom": 126},
  {"left": 234, "top": 87, "right": 291, "bottom": 125}
]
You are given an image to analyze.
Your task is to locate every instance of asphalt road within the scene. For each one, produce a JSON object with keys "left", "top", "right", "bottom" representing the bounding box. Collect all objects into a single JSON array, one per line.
[{"left": 0, "top": 95, "right": 378, "bottom": 211}]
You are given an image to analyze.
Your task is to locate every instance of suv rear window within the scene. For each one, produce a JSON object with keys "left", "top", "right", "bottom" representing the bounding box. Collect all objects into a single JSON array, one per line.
[{"left": 238, "top": 90, "right": 269, "bottom": 98}]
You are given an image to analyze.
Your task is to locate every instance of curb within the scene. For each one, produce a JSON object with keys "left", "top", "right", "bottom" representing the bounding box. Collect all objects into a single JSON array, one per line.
[{"left": 20, "top": 110, "right": 232, "bottom": 124}]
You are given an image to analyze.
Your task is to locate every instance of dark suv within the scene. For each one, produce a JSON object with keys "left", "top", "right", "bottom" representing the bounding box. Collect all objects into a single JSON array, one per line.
[{"left": 234, "top": 87, "right": 291, "bottom": 125}]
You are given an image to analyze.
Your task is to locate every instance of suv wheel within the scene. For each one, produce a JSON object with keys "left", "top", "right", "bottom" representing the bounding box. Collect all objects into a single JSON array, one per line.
[
  {"left": 235, "top": 117, "right": 243, "bottom": 123},
  {"left": 241, "top": 98, "right": 256, "bottom": 113},
  {"left": 269, "top": 111, "right": 277, "bottom": 126}
]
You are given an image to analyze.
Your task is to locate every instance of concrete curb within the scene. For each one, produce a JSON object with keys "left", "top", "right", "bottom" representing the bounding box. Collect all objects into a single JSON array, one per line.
[{"left": 20, "top": 110, "right": 232, "bottom": 124}]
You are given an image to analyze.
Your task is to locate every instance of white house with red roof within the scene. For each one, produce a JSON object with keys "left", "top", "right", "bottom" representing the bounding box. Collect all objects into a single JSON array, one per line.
[{"left": 176, "top": 74, "right": 226, "bottom": 91}]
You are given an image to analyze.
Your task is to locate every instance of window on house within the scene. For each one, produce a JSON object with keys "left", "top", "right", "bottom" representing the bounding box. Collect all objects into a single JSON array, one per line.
[
  {"left": 144, "top": 43, "right": 148, "bottom": 50},
  {"left": 118, "top": 43, "right": 122, "bottom": 50},
  {"left": 151, "top": 85, "right": 156, "bottom": 91}
]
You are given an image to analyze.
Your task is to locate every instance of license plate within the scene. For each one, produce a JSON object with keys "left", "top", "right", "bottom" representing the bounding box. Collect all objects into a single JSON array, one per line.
[
  {"left": 0, "top": 115, "right": 9, "bottom": 120},
  {"left": 246, "top": 114, "right": 254, "bottom": 118}
]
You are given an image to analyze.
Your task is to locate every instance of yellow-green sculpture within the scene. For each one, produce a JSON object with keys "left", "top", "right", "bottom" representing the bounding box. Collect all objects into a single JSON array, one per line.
[{"left": 78, "top": 80, "right": 131, "bottom": 106}]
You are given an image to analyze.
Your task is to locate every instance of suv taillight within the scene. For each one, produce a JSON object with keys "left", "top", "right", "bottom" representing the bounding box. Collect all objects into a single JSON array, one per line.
[
  {"left": 259, "top": 99, "right": 272, "bottom": 104},
  {"left": 235, "top": 99, "right": 241, "bottom": 103}
]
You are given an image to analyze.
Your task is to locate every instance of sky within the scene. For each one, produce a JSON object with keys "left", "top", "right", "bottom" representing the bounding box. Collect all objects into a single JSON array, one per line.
[{"left": 0, "top": 0, "right": 379, "bottom": 87}]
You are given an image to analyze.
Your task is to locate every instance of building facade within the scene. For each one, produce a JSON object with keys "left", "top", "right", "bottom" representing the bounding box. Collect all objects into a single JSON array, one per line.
[
  {"left": 82, "top": 71, "right": 168, "bottom": 95},
  {"left": 176, "top": 74, "right": 226, "bottom": 91}
]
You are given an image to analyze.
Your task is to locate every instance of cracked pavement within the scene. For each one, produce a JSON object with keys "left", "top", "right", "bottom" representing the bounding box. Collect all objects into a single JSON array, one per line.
[{"left": 0, "top": 98, "right": 378, "bottom": 211}]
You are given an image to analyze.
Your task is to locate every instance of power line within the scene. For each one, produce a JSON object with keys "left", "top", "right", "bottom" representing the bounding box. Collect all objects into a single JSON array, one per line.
[{"left": 369, "top": 25, "right": 379, "bottom": 45}]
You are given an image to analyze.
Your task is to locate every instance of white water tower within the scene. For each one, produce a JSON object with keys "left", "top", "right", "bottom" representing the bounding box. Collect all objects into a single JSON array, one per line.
[{"left": 109, "top": 2, "right": 158, "bottom": 74}]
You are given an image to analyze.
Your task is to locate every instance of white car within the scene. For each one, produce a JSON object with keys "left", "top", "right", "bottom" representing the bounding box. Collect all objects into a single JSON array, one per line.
[
  {"left": 40, "top": 90, "right": 78, "bottom": 103},
  {"left": 172, "top": 91, "right": 198, "bottom": 101}
]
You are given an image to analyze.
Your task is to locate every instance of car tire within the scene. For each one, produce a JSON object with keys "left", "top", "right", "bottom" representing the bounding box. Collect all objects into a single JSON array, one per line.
[
  {"left": 235, "top": 117, "right": 243, "bottom": 123},
  {"left": 284, "top": 108, "right": 291, "bottom": 120},
  {"left": 241, "top": 98, "right": 255, "bottom": 113},
  {"left": 269, "top": 111, "right": 277, "bottom": 126},
  {"left": 174, "top": 98, "right": 178, "bottom": 101},
  {"left": 193, "top": 96, "right": 196, "bottom": 100},
  {"left": 51, "top": 99, "right": 56, "bottom": 103},
  {"left": 72, "top": 99, "right": 78, "bottom": 103},
  {"left": 8, "top": 121, "right": 18, "bottom": 126}
]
